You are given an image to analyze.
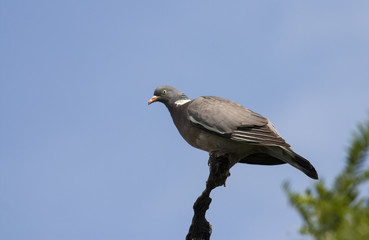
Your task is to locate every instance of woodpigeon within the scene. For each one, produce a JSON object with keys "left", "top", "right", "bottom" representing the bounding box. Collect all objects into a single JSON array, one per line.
[{"left": 148, "top": 85, "right": 318, "bottom": 179}]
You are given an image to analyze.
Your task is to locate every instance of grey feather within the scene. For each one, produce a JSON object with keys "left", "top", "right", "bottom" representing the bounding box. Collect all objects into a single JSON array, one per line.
[
  {"left": 188, "top": 96, "right": 290, "bottom": 149},
  {"left": 188, "top": 96, "right": 267, "bottom": 135}
]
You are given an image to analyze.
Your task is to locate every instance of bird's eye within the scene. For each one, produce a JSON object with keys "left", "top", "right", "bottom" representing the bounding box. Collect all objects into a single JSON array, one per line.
[{"left": 162, "top": 89, "right": 167, "bottom": 95}]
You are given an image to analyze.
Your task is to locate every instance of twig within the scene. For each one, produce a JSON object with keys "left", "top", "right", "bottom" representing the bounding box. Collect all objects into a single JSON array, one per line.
[{"left": 186, "top": 151, "right": 232, "bottom": 240}]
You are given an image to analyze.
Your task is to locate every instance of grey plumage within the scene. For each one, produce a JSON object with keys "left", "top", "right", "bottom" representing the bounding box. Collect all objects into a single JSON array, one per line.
[
  {"left": 188, "top": 96, "right": 268, "bottom": 135},
  {"left": 148, "top": 85, "right": 318, "bottom": 179}
]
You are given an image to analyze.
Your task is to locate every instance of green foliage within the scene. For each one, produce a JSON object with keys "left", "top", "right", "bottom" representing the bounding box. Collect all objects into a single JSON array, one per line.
[{"left": 284, "top": 117, "right": 369, "bottom": 240}]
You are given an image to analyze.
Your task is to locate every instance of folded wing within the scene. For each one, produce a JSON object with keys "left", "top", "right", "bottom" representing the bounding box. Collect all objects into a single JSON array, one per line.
[{"left": 188, "top": 96, "right": 290, "bottom": 149}]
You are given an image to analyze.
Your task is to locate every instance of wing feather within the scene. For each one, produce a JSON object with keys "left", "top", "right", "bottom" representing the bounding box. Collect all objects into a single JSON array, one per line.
[
  {"left": 232, "top": 126, "right": 290, "bottom": 148},
  {"left": 188, "top": 96, "right": 267, "bottom": 134},
  {"left": 187, "top": 96, "right": 290, "bottom": 148}
]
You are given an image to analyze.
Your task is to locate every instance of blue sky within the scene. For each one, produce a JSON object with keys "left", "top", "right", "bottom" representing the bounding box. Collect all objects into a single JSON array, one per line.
[{"left": 1, "top": 1, "right": 369, "bottom": 239}]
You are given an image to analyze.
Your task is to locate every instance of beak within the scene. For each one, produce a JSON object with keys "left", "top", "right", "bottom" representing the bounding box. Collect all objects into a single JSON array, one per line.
[{"left": 148, "top": 96, "right": 158, "bottom": 105}]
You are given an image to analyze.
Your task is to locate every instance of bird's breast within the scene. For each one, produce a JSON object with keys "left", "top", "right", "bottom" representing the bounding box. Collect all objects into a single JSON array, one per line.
[{"left": 169, "top": 105, "right": 210, "bottom": 151}]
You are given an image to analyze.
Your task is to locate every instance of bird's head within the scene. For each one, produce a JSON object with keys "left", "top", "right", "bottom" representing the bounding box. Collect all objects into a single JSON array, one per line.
[{"left": 148, "top": 85, "right": 190, "bottom": 107}]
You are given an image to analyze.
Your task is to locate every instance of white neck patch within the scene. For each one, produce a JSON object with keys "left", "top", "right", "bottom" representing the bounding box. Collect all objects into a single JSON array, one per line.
[{"left": 174, "top": 99, "right": 191, "bottom": 106}]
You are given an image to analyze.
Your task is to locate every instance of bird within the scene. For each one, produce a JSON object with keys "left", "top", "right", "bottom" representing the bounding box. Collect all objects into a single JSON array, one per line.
[{"left": 148, "top": 85, "right": 318, "bottom": 179}]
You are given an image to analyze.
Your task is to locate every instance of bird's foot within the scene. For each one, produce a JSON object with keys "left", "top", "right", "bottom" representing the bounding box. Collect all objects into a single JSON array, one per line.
[
  {"left": 207, "top": 150, "right": 232, "bottom": 188},
  {"left": 208, "top": 150, "right": 228, "bottom": 163}
]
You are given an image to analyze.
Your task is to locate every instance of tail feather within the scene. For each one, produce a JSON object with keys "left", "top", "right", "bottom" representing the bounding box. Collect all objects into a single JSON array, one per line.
[
  {"left": 266, "top": 146, "right": 319, "bottom": 179},
  {"left": 290, "top": 153, "right": 319, "bottom": 180}
]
